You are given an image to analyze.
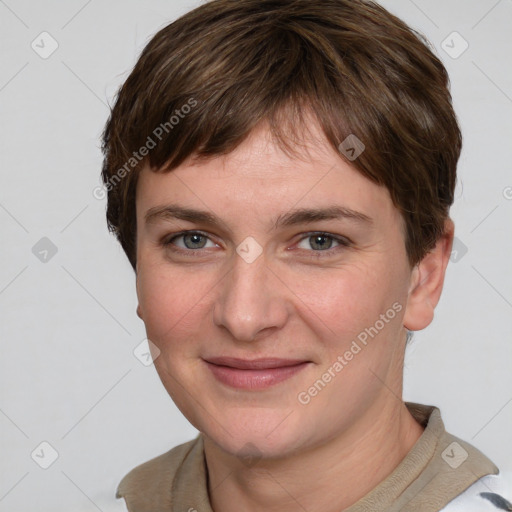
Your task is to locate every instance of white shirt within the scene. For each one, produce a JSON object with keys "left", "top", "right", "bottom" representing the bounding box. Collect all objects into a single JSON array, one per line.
[{"left": 442, "top": 473, "right": 512, "bottom": 511}]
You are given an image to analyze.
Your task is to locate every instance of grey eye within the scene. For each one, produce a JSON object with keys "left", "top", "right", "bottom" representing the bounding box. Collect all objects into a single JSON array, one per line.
[
  {"left": 169, "top": 233, "right": 216, "bottom": 250},
  {"left": 298, "top": 234, "right": 337, "bottom": 251},
  {"left": 182, "top": 233, "right": 208, "bottom": 249}
]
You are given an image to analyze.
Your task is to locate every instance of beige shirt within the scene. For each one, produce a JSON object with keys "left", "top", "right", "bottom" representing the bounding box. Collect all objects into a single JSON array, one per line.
[{"left": 117, "top": 403, "right": 498, "bottom": 511}]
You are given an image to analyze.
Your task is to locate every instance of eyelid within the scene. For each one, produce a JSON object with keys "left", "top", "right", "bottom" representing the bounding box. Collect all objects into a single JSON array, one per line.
[
  {"left": 164, "top": 230, "right": 219, "bottom": 247},
  {"left": 296, "top": 231, "right": 352, "bottom": 245},
  {"left": 292, "top": 232, "right": 352, "bottom": 256}
]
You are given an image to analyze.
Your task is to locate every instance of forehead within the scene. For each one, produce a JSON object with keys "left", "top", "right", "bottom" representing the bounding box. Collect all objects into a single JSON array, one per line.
[{"left": 135, "top": 122, "right": 400, "bottom": 230}]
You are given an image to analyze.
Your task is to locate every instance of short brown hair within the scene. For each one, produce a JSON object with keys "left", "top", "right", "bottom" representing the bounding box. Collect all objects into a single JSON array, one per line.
[{"left": 101, "top": 0, "right": 461, "bottom": 271}]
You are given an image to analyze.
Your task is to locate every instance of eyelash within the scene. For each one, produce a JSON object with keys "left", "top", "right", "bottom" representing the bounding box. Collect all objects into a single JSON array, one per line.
[{"left": 162, "top": 231, "right": 351, "bottom": 258}]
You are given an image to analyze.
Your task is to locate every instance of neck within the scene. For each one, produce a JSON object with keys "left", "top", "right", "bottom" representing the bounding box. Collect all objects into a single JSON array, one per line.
[{"left": 204, "top": 399, "right": 424, "bottom": 512}]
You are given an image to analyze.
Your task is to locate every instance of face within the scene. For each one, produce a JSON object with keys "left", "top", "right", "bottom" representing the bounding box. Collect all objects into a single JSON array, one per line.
[{"left": 135, "top": 123, "right": 417, "bottom": 458}]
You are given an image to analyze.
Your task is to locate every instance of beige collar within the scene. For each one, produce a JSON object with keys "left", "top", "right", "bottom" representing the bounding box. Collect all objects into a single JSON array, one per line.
[{"left": 117, "top": 402, "right": 498, "bottom": 511}]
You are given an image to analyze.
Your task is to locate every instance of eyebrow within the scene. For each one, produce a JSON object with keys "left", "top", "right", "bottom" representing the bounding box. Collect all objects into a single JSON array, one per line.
[
  {"left": 274, "top": 206, "right": 372, "bottom": 229},
  {"left": 144, "top": 204, "right": 373, "bottom": 230}
]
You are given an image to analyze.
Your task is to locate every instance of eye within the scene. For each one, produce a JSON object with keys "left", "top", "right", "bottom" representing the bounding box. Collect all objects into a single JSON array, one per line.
[
  {"left": 161, "top": 230, "right": 350, "bottom": 258},
  {"left": 296, "top": 233, "right": 350, "bottom": 252},
  {"left": 165, "top": 232, "right": 217, "bottom": 251}
]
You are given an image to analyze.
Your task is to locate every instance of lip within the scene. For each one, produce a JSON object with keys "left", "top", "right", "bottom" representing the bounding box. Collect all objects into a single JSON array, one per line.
[{"left": 203, "top": 357, "right": 310, "bottom": 390}]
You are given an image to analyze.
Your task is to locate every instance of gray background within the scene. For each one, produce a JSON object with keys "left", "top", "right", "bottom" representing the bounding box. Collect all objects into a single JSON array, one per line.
[{"left": 1, "top": 0, "right": 511, "bottom": 510}]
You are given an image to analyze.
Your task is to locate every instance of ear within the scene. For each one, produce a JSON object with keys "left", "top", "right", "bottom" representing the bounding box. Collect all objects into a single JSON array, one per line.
[{"left": 403, "top": 219, "right": 455, "bottom": 331}]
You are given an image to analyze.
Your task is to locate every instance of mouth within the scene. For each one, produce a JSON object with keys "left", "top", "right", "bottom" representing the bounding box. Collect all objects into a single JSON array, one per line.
[{"left": 203, "top": 357, "right": 311, "bottom": 390}]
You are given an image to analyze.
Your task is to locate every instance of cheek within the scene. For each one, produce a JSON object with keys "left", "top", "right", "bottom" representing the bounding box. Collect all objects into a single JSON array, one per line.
[
  {"left": 284, "top": 260, "right": 408, "bottom": 391},
  {"left": 293, "top": 266, "right": 406, "bottom": 418},
  {"left": 136, "top": 262, "right": 216, "bottom": 349},
  {"left": 283, "top": 261, "right": 398, "bottom": 338}
]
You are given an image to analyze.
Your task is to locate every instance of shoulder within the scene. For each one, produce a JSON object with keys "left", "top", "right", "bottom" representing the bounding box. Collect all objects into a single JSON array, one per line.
[
  {"left": 441, "top": 472, "right": 512, "bottom": 511},
  {"left": 116, "top": 436, "right": 200, "bottom": 507}
]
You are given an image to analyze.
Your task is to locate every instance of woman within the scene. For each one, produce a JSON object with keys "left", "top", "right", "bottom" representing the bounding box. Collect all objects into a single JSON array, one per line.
[{"left": 100, "top": 0, "right": 511, "bottom": 510}]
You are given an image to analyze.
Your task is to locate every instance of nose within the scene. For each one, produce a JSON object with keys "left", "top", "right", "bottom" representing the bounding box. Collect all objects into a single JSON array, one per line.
[{"left": 212, "top": 251, "right": 290, "bottom": 342}]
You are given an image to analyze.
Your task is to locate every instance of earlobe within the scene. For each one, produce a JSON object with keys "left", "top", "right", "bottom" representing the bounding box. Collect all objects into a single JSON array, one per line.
[{"left": 403, "top": 219, "right": 455, "bottom": 332}]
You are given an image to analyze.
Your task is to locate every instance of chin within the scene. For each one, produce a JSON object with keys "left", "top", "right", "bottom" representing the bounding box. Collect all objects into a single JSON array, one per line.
[{"left": 200, "top": 409, "right": 310, "bottom": 461}]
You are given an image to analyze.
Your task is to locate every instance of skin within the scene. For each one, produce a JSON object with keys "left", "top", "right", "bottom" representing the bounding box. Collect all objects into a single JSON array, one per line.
[{"left": 134, "top": 121, "right": 454, "bottom": 512}]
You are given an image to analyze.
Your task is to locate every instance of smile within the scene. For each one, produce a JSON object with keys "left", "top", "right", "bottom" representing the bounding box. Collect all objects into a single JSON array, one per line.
[{"left": 203, "top": 357, "right": 311, "bottom": 390}]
